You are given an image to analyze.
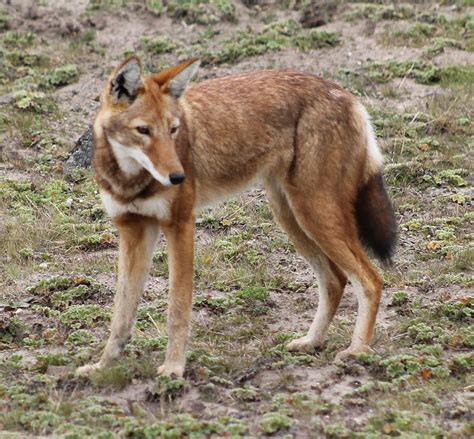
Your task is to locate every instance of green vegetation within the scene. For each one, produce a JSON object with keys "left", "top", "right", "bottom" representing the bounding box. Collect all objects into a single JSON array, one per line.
[
  {"left": 195, "top": 20, "right": 340, "bottom": 65},
  {"left": 44, "top": 64, "right": 80, "bottom": 87},
  {"left": 0, "top": 0, "right": 472, "bottom": 437},
  {"left": 366, "top": 59, "right": 441, "bottom": 85},
  {"left": 343, "top": 3, "right": 415, "bottom": 22},
  {"left": 380, "top": 14, "right": 474, "bottom": 52},
  {"left": 141, "top": 19, "right": 340, "bottom": 65}
]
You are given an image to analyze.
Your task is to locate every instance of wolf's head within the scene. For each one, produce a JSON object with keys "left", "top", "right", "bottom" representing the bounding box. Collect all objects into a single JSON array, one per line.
[{"left": 94, "top": 56, "right": 200, "bottom": 186}]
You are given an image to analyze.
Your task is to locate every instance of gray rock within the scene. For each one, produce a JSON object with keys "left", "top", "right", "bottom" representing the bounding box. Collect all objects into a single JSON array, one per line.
[{"left": 66, "top": 124, "right": 94, "bottom": 169}]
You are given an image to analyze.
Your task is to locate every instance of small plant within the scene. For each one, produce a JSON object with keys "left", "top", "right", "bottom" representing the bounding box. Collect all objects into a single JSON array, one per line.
[
  {"left": 45, "top": 65, "right": 79, "bottom": 87},
  {"left": 141, "top": 35, "right": 178, "bottom": 54},
  {"left": 231, "top": 385, "right": 258, "bottom": 402},
  {"left": 435, "top": 298, "right": 472, "bottom": 321},
  {"left": 60, "top": 304, "right": 109, "bottom": 329},
  {"left": 89, "top": 364, "right": 133, "bottom": 390},
  {"left": 147, "top": 375, "right": 187, "bottom": 400},
  {"left": 391, "top": 291, "right": 409, "bottom": 306},
  {"left": 259, "top": 412, "right": 292, "bottom": 434},
  {"left": 449, "top": 353, "right": 473, "bottom": 375},
  {"left": 0, "top": 8, "right": 10, "bottom": 30},
  {"left": 66, "top": 329, "right": 95, "bottom": 347},
  {"left": 236, "top": 286, "right": 270, "bottom": 303},
  {"left": 407, "top": 322, "right": 438, "bottom": 343},
  {"left": 13, "top": 90, "right": 49, "bottom": 113},
  {"left": 1, "top": 31, "right": 36, "bottom": 48}
]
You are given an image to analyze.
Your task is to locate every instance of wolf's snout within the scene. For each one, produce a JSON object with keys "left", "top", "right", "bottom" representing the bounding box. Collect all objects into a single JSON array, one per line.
[{"left": 169, "top": 172, "right": 185, "bottom": 185}]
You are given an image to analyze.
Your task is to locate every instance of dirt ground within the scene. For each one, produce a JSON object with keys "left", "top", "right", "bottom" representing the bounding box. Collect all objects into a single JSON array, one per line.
[{"left": 0, "top": 0, "right": 472, "bottom": 438}]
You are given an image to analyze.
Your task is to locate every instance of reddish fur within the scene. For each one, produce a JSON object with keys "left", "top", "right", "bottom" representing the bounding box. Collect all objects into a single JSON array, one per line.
[{"left": 77, "top": 58, "right": 397, "bottom": 379}]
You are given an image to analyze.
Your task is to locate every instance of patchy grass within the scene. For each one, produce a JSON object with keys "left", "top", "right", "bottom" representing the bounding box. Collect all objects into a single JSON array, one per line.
[
  {"left": 140, "top": 19, "right": 340, "bottom": 66},
  {"left": 0, "top": 0, "right": 472, "bottom": 437},
  {"left": 343, "top": 3, "right": 415, "bottom": 22},
  {"left": 380, "top": 14, "right": 474, "bottom": 52},
  {"left": 196, "top": 20, "right": 340, "bottom": 65}
]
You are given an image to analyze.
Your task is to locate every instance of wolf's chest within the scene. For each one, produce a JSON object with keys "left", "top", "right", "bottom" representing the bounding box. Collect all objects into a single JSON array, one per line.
[{"left": 100, "top": 190, "right": 171, "bottom": 220}]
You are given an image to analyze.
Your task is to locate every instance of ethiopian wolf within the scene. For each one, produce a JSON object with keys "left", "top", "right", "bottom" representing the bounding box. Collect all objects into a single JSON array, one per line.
[{"left": 76, "top": 57, "right": 396, "bottom": 378}]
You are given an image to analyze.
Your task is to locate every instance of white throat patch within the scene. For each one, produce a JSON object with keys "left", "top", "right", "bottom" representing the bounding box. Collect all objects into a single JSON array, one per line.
[{"left": 108, "top": 137, "right": 172, "bottom": 186}]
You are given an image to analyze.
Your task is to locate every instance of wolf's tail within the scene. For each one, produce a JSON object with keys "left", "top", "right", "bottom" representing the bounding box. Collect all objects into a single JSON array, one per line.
[
  {"left": 355, "top": 106, "right": 397, "bottom": 264},
  {"left": 355, "top": 172, "right": 397, "bottom": 264}
]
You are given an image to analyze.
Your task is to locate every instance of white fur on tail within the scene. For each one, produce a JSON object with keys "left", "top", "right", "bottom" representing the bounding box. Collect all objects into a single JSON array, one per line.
[{"left": 360, "top": 106, "right": 383, "bottom": 171}]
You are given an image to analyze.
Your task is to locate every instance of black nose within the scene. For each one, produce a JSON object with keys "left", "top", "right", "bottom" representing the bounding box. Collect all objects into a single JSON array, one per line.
[{"left": 169, "top": 172, "right": 185, "bottom": 185}]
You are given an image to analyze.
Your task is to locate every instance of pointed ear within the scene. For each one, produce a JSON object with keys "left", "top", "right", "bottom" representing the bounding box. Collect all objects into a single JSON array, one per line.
[
  {"left": 110, "top": 56, "right": 143, "bottom": 102},
  {"left": 153, "top": 58, "right": 200, "bottom": 99}
]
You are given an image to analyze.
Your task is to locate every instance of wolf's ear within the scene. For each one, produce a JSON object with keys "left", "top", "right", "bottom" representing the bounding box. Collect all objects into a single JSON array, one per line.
[
  {"left": 110, "top": 57, "right": 143, "bottom": 102},
  {"left": 153, "top": 59, "right": 200, "bottom": 99}
]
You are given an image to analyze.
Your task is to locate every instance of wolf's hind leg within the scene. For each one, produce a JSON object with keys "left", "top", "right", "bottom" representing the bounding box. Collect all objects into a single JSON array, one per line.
[
  {"left": 76, "top": 215, "right": 159, "bottom": 377},
  {"left": 287, "top": 258, "right": 346, "bottom": 353},
  {"left": 284, "top": 186, "right": 383, "bottom": 359},
  {"left": 265, "top": 181, "right": 347, "bottom": 352}
]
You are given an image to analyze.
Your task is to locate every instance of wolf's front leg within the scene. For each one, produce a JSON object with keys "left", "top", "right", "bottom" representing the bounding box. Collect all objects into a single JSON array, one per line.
[
  {"left": 76, "top": 215, "right": 159, "bottom": 377},
  {"left": 158, "top": 218, "right": 195, "bottom": 378}
]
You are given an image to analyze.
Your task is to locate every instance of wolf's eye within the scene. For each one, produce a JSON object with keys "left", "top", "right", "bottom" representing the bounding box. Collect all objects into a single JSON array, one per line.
[
  {"left": 136, "top": 126, "right": 150, "bottom": 135},
  {"left": 170, "top": 125, "right": 179, "bottom": 135}
]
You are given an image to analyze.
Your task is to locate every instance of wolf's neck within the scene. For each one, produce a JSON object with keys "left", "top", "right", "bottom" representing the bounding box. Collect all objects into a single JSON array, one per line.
[{"left": 94, "top": 138, "right": 154, "bottom": 203}]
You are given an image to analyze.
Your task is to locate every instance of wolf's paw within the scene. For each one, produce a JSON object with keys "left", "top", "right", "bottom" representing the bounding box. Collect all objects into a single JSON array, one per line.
[
  {"left": 334, "top": 345, "right": 373, "bottom": 362},
  {"left": 286, "top": 336, "right": 322, "bottom": 353},
  {"left": 158, "top": 361, "right": 185, "bottom": 378},
  {"left": 75, "top": 362, "right": 102, "bottom": 378}
]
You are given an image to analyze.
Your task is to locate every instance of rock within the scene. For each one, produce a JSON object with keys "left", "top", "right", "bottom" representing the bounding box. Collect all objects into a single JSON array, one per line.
[
  {"left": 66, "top": 124, "right": 94, "bottom": 169},
  {"left": 0, "top": 93, "right": 14, "bottom": 105},
  {"left": 299, "top": 1, "right": 338, "bottom": 28}
]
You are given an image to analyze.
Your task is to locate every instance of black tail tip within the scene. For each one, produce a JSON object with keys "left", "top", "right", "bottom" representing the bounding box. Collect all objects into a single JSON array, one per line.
[{"left": 356, "top": 172, "right": 397, "bottom": 264}]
